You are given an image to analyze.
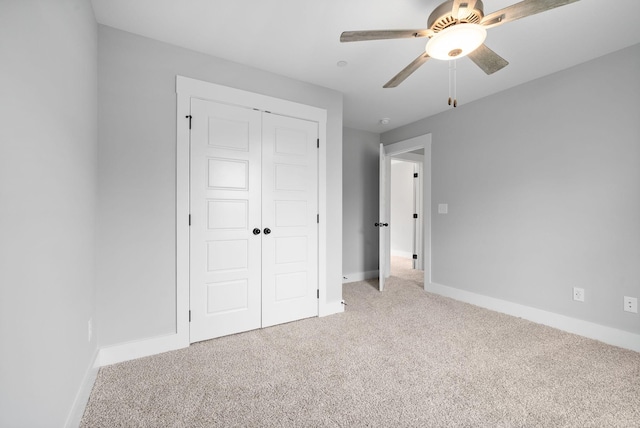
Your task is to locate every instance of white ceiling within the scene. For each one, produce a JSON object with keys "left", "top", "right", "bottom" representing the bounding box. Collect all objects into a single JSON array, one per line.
[{"left": 91, "top": 0, "right": 640, "bottom": 133}]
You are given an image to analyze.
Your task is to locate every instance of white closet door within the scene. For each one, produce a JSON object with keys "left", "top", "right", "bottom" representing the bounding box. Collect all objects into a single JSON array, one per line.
[
  {"left": 261, "top": 113, "right": 319, "bottom": 327},
  {"left": 189, "top": 99, "right": 262, "bottom": 343}
]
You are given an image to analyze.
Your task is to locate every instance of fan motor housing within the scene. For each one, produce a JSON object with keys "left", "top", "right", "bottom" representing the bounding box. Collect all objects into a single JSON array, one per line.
[{"left": 428, "top": 0, "right": 485, "bottom": 32}]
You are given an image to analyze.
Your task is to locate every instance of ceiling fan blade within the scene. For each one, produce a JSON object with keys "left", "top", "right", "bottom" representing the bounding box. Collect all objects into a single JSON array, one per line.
[
  {"left": 383, "top": 52, "right": 431, "bottom": 88},
  {"left": 467, "top": 44, "right": 509, "bottom": 75},
  {"left": 481, "top": 0, "right": 579, "bottom": 29},
  {"left": 452, "top": 0, "right": 478, "bottom": 20},
  {"left": 340, "top": 29, "right": 433, "bottom": 43}
]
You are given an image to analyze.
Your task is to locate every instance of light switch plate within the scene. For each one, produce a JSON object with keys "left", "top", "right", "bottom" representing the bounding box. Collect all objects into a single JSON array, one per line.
[{"left": 438, "top": 204, "right": 448, "bottom": 214}]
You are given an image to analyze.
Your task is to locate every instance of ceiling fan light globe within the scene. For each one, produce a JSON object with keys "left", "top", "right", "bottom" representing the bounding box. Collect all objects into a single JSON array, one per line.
[{"left": 425, "top": 23, "right": 487, "bottom": 60}]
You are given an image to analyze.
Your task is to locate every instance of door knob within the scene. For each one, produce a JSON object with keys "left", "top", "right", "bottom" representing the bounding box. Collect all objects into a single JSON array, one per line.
[
  {"left": 253, "top": 228, "right": 261, "bottom": 235},
  {"left": 263, "top": 228, "right": 271, "bottom": 235},
  {"left": 374, "top": 222, "right": 389, "bottom": 227}
]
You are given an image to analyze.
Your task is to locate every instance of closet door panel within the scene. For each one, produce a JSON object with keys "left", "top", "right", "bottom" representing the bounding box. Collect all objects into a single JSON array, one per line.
[
  {"left": 261, "top": 113, "right": 319, "bottom": 328},
  {"left": 190, "top": 99, "right": 262, "bottom": 343}
]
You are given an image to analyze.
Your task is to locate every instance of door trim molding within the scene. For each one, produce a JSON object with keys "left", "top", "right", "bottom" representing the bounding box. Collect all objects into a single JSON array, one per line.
[
  {"left": 384, "top": 134, "right": 432, "bottom": 290},
  {"left": 176, "top": 75, "right": 329, "bottom": 344}
]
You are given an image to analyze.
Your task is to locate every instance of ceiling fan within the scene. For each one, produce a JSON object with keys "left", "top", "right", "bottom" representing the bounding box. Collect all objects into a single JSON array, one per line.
[{"left": 340, "top": 0, "right": 580, "bottom": 89}]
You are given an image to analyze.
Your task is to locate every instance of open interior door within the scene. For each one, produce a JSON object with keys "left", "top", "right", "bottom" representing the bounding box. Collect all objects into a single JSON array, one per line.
[{"left": 378, "top": 143, "right": 391, "bottom": 291}]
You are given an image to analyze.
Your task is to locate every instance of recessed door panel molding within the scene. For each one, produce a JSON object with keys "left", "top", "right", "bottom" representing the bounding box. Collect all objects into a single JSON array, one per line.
[
  {"left": 206, "top": 240, "right": 248, "bottom": 272},
  {"left": 274, "top": 163, "right": 307, "bottom": 192},
  {"left": 275, "top": 201, "right": 307, "bottom": 227},
  {"left": 207, "top": 200, "right": 248, "bottom": 230},
  {"left": 208, "top": 116, "right": 250, "bottom": 152},
  {"left": 274, "top": 127, "right": 308, "bottom": 156},
  {"left": 275, "top": 236, "right": 308, "bottom": 264},
  {"left": 275, "top": 272, "right": 308, "bottom": 302},
  {"left": 207, "top": 280, "right": 249, "bottom": 314},
  {"left": 207, "top": 158, "right": 249, "bottom": 190}
]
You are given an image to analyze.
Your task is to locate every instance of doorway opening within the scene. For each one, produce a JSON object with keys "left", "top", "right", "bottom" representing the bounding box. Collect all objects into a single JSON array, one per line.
[
  {"left": 390, "top": 156, "right": 424, "bottom": 287},
  {"left": 378, "top": 134, "right": 432, "bottom": 292}
]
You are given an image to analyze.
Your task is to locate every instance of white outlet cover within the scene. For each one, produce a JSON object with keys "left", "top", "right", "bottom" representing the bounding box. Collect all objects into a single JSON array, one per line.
[
  {"left": 573, "top": 287, "right": 585, "bottom": 302},
  {"left": 624, "top": 296, "right": 638, "bottom": 313},
  {"left": 438, "top": 204, "right": 448, "bottom": 214}
]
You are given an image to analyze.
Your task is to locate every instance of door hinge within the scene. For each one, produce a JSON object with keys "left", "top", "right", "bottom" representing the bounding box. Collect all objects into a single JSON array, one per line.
[
  {"left": 188, "top": 214, "right": 191, "bottom": 226},
  {"left": 413, "top": 254, "right": 418, "bottom": 260},
  {"left": 413, "top": 213, "right": 418, "bottom": 219},
  {"left": 189, "top": 310, "right": 191, "bottom": 322},
  {"left": 185, "top": 115, "right": 192, "bottom": 129},
  {"left": 414, "top": 172, "right": 418, "bottom": 178},
  {"left": 317, "top": 289, "right": 320, "bottom": 299},
  {"left": 317, "top": 214, "right": 319, "bottom": 224},
  {"left": 317, "top": 138, "right": 320, "bottom": 148}
]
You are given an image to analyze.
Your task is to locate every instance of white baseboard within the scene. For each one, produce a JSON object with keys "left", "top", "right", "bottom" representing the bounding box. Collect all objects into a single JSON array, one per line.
[
  {"left": 390, "top": 250, "right": 413, "bottom": 259},
  {"left": 98, "top": 332, "right": 189, "bottom": 367},
  {"left": 98, "top": 299, "right": 347, "bottom": 367},
  {"left": 343, "top": 270, "right": 378, "bottom": 283},
  {"left": 427, "top": 282, "right": 640, "bottom": 353},
  {"left": 64, "top": 350, "right": 100, "bottom": 428}
]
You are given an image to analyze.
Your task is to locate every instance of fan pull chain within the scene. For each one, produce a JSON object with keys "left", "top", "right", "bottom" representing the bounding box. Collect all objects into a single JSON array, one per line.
[
  {"left": 448, "top": 60, "right": 458, "bottom": 108},
  {"left": 448, "top": 60, "right": 452, "bottom": 106}
]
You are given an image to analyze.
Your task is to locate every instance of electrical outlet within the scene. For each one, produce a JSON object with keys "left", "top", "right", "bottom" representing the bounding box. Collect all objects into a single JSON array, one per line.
[
  {"left": 88, "top": 318, "right": 93, "bottom": 342},
  {"left": 573, "top": 287, "right": 585, "bottom": 302},
  {"left": 623, "top": 296, "right": 638, "bottom": 313}
]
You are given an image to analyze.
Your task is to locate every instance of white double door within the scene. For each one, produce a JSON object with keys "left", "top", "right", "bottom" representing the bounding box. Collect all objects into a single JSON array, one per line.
[{"left": 189, "top": 99, "right": 319, "bottom": 343}]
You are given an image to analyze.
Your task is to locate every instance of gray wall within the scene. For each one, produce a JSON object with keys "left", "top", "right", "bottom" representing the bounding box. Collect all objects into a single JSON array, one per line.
[
  {"left": 342, "top": 128, "right": 380, "bottom": 277},
  {"left": 0, "top": 1, "right": 98, "bottom": 426},
  {"left": 382, "top": 44, "right": 640, "bottom": 334},
  {"left": 98, "top": 25, "right": 343, "bottom": 347}
]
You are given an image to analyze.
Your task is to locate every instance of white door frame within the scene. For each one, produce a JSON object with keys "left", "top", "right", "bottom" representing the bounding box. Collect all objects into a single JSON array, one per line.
[
  {"left": 413, "top": 161, "right": 424, "bottom": 271},
  {"left": 382, "top": 134, "right": 432, "bottom": 290},
  {"left": 175, "top": 76, "right": 329, "bottom": 345}
]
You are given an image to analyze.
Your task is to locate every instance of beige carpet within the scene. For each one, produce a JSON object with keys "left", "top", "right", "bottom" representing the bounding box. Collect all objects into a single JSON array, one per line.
[{"left": 81, "top": 260, "right": 640, "bottom": 427}]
